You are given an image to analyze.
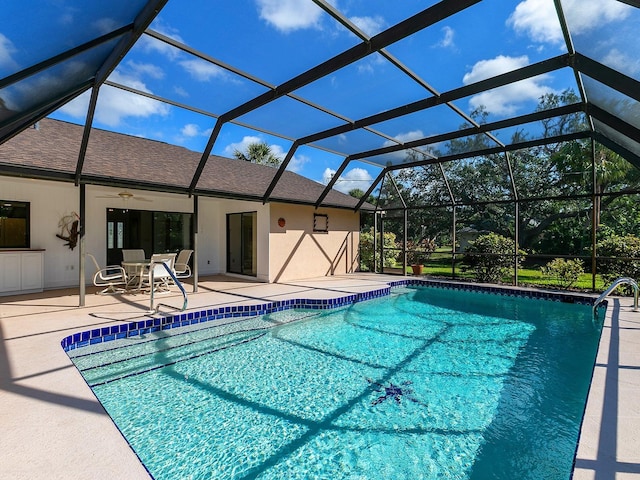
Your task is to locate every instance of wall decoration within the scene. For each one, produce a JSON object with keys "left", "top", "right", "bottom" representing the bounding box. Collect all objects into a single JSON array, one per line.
[
  {"left": 56, "top": 212, "right": 80, "bottom": 250},
  {"left": 278, "top": 217, "right": 286, "bottom": 228}
]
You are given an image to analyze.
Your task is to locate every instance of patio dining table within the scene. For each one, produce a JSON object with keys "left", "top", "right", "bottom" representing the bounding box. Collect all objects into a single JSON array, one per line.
[{"left": 121, "top": 260, "right": 151, "bottom": 292}]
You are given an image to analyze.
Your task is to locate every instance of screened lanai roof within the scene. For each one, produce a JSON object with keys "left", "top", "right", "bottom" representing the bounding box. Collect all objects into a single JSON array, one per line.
[{"left": 0, "top": 0, "right": 639, "bottom": 210}]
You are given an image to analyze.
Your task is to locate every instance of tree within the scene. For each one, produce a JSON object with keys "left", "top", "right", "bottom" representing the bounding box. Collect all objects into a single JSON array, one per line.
[
  {"left": 394, "top": 89, "right": 640, "bottom": 256},
  {"left": 233, "top": 142, "right": 282, "bottom": 168},
  {"left": 349, "top": 188, "right": 376, "bottom": 205}
]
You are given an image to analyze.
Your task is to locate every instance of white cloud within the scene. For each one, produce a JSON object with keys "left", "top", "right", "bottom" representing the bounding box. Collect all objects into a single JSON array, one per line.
[
  {"left": 181, "top": 124, "right": 200, "bottom": 137},
  {"left": 508, "top": 0, "right": 632, "bottom": 45},
  {"left": 602, "top": 48, "right": 640, "bottom": 77},
  {"left": 463, "top": 55, "right": 553, "bottom": 116},
  {"left": 174, "top": 86, "right": 189, "bottom": 98},
  {"left": 126, "top": 60, "right": 165, "bottom": 80},
  {"left": 356, "top": 53, "right": 385, "bottom": 75},
  {"left": 383, "top": 130, "right": 425, "bottom": 146},
  {"left": 260, "top": 143, "right": 309, "bottom": 171},
  {"left": 0, "top": 33, "right": 18, "bottom": 71},
  {"left": 322, "top": 167, "right": 373, "bottom": 194},
  {"left": 178, "top": 58, "right": 226, "bottom": 82},
  {"left": 350, "top": 15, "right": 386, "bottom": 37},
  {"left": 287, "top": 153, "right": 309, "bottom": 173},
  {"left": 223, "top": 136, "right": 306, "bottom": 170},
  {"left": 58, "top": 13, "right": 74, "bottom": 27},
  {"left": 507, "top": 0, "right": 562, "bottom": 44},
  {"left": 174, "top": 123, "right": 213, "bottom": 145},
  {"left": 138, "top": 22, "right": 185, "bottom": 60},
  {"left": 93, "top": 17, "right": 119, "bottom": 35},
  {"left": 59, "top": 70, "right": 170, "bottom": 127},
  {"left": 224, "top": 135, "right": 263, "bottom": 157},
  {"left": 256, "top": 0, "right": 324, "bottom": 32},
  {"left": 380, "top": 130, "right": 429, "bottom": 163},
  {"left": 436, "top": 26, "right": 456, "bottom": 49}
]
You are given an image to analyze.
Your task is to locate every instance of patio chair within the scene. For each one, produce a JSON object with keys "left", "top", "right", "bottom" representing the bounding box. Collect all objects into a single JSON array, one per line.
[
  {"left": 87, "top": 253, "right": 127, "bottom": 295},
  {"left": 143, "top": 253, "right": 177, "bottom": 293},
  {"left": 122, "top": 248, "right": 147, "bottom": 278},
  {"left": 174, "top": 249, "right": 193, "bottom": 279}
]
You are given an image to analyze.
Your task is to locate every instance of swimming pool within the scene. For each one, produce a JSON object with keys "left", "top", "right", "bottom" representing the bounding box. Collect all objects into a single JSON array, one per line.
[{"left": 65, "top": 283, "right": 603, "bottom": 479}]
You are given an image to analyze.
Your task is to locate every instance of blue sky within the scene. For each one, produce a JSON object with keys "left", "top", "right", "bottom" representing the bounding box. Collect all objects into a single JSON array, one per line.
[{"left": 3, "top": 0, "right": 636, "bottom": 194}]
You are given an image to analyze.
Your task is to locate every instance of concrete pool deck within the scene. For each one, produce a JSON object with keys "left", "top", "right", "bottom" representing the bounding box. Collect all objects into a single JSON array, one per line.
[{"left": 1, "top": 274, "right": 638, "bottom": 479}]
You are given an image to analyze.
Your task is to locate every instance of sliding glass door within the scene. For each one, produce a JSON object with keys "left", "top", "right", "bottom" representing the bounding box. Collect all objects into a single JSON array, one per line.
[
  {"left": 227, "top": 212, "right": 256, "bottom": 276},
  {"left": 106, "top": 208, "right": 192, "bottom": 265}
]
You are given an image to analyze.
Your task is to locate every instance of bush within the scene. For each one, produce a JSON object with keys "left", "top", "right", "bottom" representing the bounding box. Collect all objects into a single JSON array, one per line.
[
  {"left": 542, "top": 258, "right": 584, "bottom": 289},
  {"left": 406, "top": 237, "right": 437, "bottom": 265},
  {"left": 359, "top": 228, "right": 398, "bottom": 271},
  {"left": 597, "top": 233, "right": 640, "bottom": 293},
  {"left": 463, "top": 232, "right": 525, "bottom": 284}
]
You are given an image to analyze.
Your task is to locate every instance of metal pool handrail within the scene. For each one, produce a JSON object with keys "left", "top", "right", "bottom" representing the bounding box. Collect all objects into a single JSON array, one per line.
[
  {"left": 149, "top": 260, "right": 188, "bottom": 314},
  {"left": 592, "top": 277, "right": 639, "bottom": 322}
]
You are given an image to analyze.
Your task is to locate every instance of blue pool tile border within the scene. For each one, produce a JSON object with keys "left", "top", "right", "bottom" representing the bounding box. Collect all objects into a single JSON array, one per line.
[{"left": 61, "top": 280, "right": 600, "bottom": 352}]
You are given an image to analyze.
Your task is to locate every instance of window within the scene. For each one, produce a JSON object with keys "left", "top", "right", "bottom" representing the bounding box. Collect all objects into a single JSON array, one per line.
[
  {"left": 313, "top": 213, "right": 328, "bottom": 233},
  {"left": 0, "top": 201, "right": 30, "bottom": 248}
]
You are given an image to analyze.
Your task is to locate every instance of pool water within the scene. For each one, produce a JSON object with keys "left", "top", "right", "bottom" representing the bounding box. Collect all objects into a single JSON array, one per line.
[{"left": 68, "top": 286, "right": 602, "bottom": 479}]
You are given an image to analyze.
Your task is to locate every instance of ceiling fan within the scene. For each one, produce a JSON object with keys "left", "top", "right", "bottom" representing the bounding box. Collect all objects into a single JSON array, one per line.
[{"left": 95, "top": 190, "right": 152, "bottom": 202}]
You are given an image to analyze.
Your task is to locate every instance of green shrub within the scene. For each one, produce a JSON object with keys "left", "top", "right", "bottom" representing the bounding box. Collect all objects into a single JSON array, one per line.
[
  {"left": 359, "top": 228, "right": 398, "bottom": 271},
  {"left": 597, "top": 233, "right": 640, "bottom": 293},
  {"left": 542, "top": 258, "right": 584, "bottom": 289},
  {"left": 463, "top": 232, "right": 525, "bottom": 284}
]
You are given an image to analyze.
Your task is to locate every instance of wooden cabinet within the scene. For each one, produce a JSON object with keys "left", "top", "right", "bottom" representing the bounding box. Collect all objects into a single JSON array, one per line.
[{"left": 0, "top": 250, "right": 44, "bottom": 295}]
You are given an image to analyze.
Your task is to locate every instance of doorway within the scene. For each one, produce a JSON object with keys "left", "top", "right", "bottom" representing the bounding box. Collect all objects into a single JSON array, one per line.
[
  {"left": 106, "top": 208, "right": 193, "bottom": 266},
  {"left": 227, "top": 212, "right": 257, "bottom": 276}
]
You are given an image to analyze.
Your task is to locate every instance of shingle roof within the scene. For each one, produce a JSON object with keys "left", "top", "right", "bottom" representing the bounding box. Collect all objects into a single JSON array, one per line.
[{"left": 0, "top": 118, "right": 369, "bottom": 210}]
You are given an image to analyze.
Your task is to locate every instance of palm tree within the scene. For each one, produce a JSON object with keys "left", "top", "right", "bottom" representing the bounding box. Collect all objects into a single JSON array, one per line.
[{"left": 233, "top": 142, "right": 282, "bottom": 168}]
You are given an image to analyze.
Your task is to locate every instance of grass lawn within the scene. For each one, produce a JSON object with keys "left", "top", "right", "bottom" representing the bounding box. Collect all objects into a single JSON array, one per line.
[{"left": 397, "top": 247, "right": 606, "bottom": 292}]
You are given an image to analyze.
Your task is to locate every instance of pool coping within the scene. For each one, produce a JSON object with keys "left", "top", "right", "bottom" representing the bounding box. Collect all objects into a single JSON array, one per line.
[{"left": 62, "top": 278, "right": 601, "bottom": 352}]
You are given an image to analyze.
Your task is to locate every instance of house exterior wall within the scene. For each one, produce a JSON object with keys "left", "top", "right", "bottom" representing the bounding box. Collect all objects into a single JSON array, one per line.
[
  {"left": 208, "top": 199, "right": 271, "bottom": 282},
  {"left": 0, "top": 177, "right": 79, "bottom": 289},
  {"left": 0, "top": 176, "right": 360, "bottom": 290},
  {"left": 268, "top": 204, "right": 360, "bottom": 283}
]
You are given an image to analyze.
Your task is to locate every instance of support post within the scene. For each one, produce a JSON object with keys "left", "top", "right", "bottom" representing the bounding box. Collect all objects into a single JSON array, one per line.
[
  {"left": 78, "top": 184, "right": 86, "bottom": 306},
  {"left": 591, "top": 138, "right": 597, "bottom": 292},
  {"left": 373, "top": 212, "right": 378, "bottom": 273},
  {"left": 403, "top": 208, "right": 408, "bottom": 276},
  {"left": 452, "top": 206, "right": 457, "bottom": 279},
  {"left": 379, "top": 212, "right": 385, "bottom": 274},
  {"left": 193, "top": 194, "right": 198, "bottom": 293},
  {"left": 514, "top": 201, "right": 519, "bottom": 286}
]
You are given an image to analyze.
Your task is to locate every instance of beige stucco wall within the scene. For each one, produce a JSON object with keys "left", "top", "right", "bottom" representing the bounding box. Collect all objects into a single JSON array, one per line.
[
  {"left": 268, "top": 204, "right": 360, "bottom": 283},
  {"left": 0, "top": 176, "right": 362, "bottom": 288}
]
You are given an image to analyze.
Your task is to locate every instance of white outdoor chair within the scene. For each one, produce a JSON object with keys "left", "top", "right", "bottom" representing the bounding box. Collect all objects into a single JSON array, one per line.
[
  {"left": 87, "top": 253, "right": 127, "bottom": 295},
  {"left": 174, "top": 249, "right": 193, "bottom": 279},
  {"left": 143, "top": 253, "right": 176, "bottom": 293},
  {"left": 121, "top": 248, "right": 147, "bottom": 277}
]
